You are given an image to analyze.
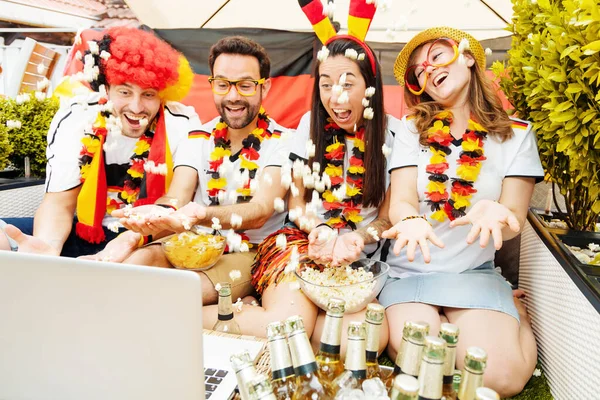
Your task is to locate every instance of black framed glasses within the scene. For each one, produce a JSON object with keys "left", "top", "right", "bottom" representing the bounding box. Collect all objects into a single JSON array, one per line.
[{"left": 208, "top": 77, "right": 266, "bottom": 97}]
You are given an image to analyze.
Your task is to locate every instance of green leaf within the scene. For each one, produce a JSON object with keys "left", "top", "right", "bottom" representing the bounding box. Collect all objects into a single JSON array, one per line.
[
  {"left": 560, "top": 45, "right": 580, "bottom": 59},
  {"left": 556, "top": 136, "right": 573, "bottom": 152},
  {"left": 548, "top": 71, "right": 567, "bottom": 82},
  {"left": 555, "top": 101, "right": 573, "bottom": 112},
  {"left": 582, "top": 40, "right": 600, "bottom": 54},
  {"left": 565, "top": 83, "right": 583, "bottom": 93}
]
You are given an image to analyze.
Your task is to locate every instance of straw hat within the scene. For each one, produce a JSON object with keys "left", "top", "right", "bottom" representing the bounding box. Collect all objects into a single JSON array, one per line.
[{"left": 393, "top": 26, "right": 486, "bottom": 87}]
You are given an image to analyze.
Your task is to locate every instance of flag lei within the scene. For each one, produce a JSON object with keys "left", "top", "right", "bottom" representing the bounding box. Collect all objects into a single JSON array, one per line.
[
  {"left": 78, "top": 110, "right": 156, "bottom": 207},
  {"left": 424, "top": 110, "right": 487, "bottom": 222},
  {"left": 321, "top": 120, "right": 365, "bottom": 230},
  {"left": 206, "top": 107, "right": 270, "bottom": 205}
]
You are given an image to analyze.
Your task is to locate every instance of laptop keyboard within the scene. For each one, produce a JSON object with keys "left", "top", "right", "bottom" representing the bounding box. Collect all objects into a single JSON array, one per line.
[{"left": 204, "top": 368, "right": 229, "bottom": 398}]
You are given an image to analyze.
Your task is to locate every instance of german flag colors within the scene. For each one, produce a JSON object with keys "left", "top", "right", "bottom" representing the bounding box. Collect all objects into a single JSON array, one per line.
[{"left": 298, "top": 0, "right": 336, "bottom": 44}]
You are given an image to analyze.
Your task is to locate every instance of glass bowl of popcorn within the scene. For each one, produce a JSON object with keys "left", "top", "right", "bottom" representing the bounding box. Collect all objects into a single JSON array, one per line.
[
  {"left": 294, "top": 259, "right": 390, "bottom": 314},
  {"left": 162, "top": 230, "right": 225, "bottom": 271}
]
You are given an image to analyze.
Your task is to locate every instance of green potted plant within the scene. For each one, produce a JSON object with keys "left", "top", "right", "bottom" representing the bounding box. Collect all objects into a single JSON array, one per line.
[
  {"left": 0, "top": 93, "right": 59, "bottom": 178},
  {"left": 493, "top": 1, "right": 600, "bottom": 396}
]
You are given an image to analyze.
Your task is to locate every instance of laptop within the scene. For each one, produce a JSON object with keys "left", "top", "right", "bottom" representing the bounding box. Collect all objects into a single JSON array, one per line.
[{"left": 0, "top": 251, "right": 263, "bottom": 400}]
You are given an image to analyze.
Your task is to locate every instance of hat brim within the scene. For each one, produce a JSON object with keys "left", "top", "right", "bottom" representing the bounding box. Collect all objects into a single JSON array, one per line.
[{"left": 393, "top": 27, "right": 486, "bottom": 87}]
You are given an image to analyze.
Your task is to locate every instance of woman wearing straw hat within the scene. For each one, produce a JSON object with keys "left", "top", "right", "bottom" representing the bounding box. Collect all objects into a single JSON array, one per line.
[{"left": 380, "top": 27, "right": 544, "bottom": 396}]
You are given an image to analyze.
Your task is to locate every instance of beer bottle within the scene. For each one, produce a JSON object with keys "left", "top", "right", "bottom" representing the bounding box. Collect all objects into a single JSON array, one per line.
[
  {"left": 475, "top": 387, "right": 500, "bottom": 400},
  {"left": 285, "top": 315, "right": 332, "bottom": 400},
  {"left": 389, "top": 374, "right": 419, "bottom": 400},
  {"left": 230, "top": 350, "right": 258, "bottom": 400},
  {"left": 439, "top": 323, "right": 460, "bottom": 400},
  {"left": 457, "top": 347, "right": 487, "bottom": 400},
  {"left": 343, "top": 321, "right": 368, "bottom": 387},
  {"left": 248, "top": 374, "right": 277, "bottom": 400},
  {"left": 365, "top": 303, "right": 385, "bottom": 379},
  {"left": 417, "top": 336, "right": 446, "bottom": 400},
  {"left": 384, "top": 320, "right": 430, "bottom": 389},
  {"left": 315, "top": 298, "right": 346, "bottom": 390},
  {"left": 212, "top": 282, "right": 241, "bottom": 334},
  {"left": 266, "top": 321, "right": 296, "bottom": 400}
]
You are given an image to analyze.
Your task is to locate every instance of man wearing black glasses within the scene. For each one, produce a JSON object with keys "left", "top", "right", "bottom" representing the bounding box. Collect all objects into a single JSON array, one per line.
[{"left": 108, "top": 36, "right": 293, "bottom": 306}]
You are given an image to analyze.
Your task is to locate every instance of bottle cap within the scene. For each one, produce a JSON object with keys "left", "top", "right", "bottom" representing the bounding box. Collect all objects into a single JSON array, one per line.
[
  {"left": 464, "top": 346, "right": 488, "bottom": 373},
  {"left": 216, "top": 282, "right": 232, "bottom": 296},
  {"left": 475, "top": 387, "right": 500, "bottom": 400},
  {"left": 248, "top": 374, "right": 275, "bottom": 399},
  {"left": 393, "top": 374, "right": 419, "bottom": 394},
  {"left": 347, "top": 321, "right": 366, "bottom": 339},
  {"left": 439, "top": 323, "right": 460, "bottom": 345},
  {"left": 365, "top": 303, "right": 385, "bottom": 324},
  {"left": 403, "top": 320, "right": 430, "bottom": 344},
  {"left": 327, "top": 297, "right": 346, "bottom": 316},
  {"left": 285, "top": 315, "right": 305, "bottom": 334},
  {"left": 230, "top": 350, "right": 253, "bottom": 372},
  {"left": 266, "top": 321, "right": 286, "bottom": 340},
  {"left": 422, "top": 336, "right": 446, "bottom": 362}
]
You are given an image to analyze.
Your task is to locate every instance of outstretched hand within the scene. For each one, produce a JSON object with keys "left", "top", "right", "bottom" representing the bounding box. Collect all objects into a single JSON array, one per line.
[
  {"left": 307, "top": 225, "right": 337, "bottom": 265},
  {"left": 331, "top": 232, "right": 364, "bottom": 266},
  {"left": 112, "top": 204, "right": 173, "bottom": 236},
  {"left": 449, "top": 199, "right": 520, "bottom": 250},
  {"left": 382, "top": 217, "right": 444, "bottom": 263},
  {"left": 78, "top": 231, "right": 141, "bottom": 263},
  {"left": 145, "top": 202, "right": 208, "bottom": 234},
  {"left": 3, "top": 224, "right": 60, "bottom": 256}
]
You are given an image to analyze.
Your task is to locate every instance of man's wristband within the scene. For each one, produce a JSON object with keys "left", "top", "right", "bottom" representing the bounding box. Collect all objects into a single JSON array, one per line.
[
  {"left": 315, "top": 222, "right": 334, "bottom": 230},
  {"left": 156, "top": 203, "right": 178, "bottom": 211},
  {"left": 137, "top": 235, "right": 153, "bottom": 248}
]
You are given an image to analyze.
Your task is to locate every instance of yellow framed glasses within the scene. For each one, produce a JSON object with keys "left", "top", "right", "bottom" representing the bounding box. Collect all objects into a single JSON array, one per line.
[
  {"left": 208, "top": 77, "right": 266, "bottom": 97},
  {"left": 404, "top": 38, "right": 459, "bottom": 96}
]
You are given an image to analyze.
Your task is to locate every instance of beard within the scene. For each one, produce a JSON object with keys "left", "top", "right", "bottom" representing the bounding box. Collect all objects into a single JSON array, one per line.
[{"left": 218, "top": 99, "right": 261, "bottom": 130}]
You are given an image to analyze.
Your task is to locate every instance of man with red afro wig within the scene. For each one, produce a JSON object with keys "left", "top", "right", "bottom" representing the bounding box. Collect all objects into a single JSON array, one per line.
[{"left": 1, "top": 27, "right": 201, "bottom": 258}]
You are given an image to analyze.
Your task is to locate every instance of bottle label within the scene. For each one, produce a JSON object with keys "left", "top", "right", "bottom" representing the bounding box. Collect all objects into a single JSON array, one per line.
[
  {"left": 288, "top": 330, "right": 317, "bottom": 370},
  {"left": 272, "top": 366, "right": 295, "bottom": 381},
  {"left": 345, "top": 338, "right": 367, "bottom": 375},
  {"left": 218, "top": 312, "right": 234, "bottom": 321},
  {"left": 350, "top": 369, "right": 367, "bottom": 379},
  {"left": 418, "top": 359, "right": 444, "bottom": 399},
  {"left": 320, "top": 314, "right": 343, "bottom": 347},
  {"left": 293, "top": 361, "right": 318, "bottom": 377},
  {"left": 365, "top": 320, "right": 381, "bottom": 352},
  {"left": 443, "top": 345, "right": 457, "bottom": 377},
  {"left": 319, "top": 342, "right": 341, "bottom": 355},
  {"left": 268, "top": 337, "right": 293, "bottom": 373},
  {"left": 401, "top": 341, "right": 424, "bottom": 376}
]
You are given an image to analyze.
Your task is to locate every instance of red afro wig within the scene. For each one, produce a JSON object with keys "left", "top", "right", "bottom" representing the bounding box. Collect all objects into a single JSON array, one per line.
[{"left": 103, "top": 27, "right": 181, "bottom": 93}]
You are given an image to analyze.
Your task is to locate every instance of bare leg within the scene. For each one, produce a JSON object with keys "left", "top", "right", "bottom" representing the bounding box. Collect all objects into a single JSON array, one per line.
[
  {"left": 311, "top": 302, "right": 389, "bottom": 358},
  {"left": 385, "top": 303, "right": 442, "bottom": 362},
  {"left": 123, "top": 245, "right": 218, "bottom": 305},
  {"left": 444, "top": 299, "right": 537, "bottom": 398},
  {"left": 203, "top": 280, "right": 319, "bottom": 338}
]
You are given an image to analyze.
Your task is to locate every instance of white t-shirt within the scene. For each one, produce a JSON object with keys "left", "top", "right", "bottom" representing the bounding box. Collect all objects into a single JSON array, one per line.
[
  {"left": 45, "top": 92, "right": 202, "bottom": 227},
  {"left": 174, "top": 115, "right": 291, "bottom": 244},
  {"left": 385, "top": 116, "right": 544, "bottom": 277},
  {"left": 293, "top": 111, "right": 401, "bottom": 258}
]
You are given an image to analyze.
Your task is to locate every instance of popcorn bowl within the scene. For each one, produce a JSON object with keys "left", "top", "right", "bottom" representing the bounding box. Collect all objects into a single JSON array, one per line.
[
  {"left": 162, "top": 230, "right": 225, "bottom": 272},
  {"left": 294, "top": 259, "right": 390, "bottom": 314}
]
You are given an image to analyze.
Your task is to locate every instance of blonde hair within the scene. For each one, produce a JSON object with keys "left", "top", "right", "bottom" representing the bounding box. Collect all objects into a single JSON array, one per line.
[{"left": 404, "top": 46, "right": 513, "bottom": 145}]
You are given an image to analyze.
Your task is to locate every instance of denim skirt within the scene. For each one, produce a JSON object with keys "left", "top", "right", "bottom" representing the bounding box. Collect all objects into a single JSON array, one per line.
[{"left": 378, "top": 261, "right": 519, "bottom": 322}]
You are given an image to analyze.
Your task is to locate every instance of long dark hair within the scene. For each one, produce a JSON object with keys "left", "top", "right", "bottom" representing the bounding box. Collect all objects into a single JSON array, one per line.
[{"left": 304, "top": 38, "right": 387, "bottom": 208}]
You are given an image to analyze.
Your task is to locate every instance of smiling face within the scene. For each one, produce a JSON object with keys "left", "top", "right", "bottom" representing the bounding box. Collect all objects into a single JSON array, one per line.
[
  {"left": 318, "top": 55, "right": 367, "bottom": 132},
  {"left": 410, "top": 39, "right": 475, "bottom": 106},
  {"left": 108, "top": 83, "right": 161, "bottom": 138},
  {"left": 212, "top": 53, "right": 270, "bottom": 130}
]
